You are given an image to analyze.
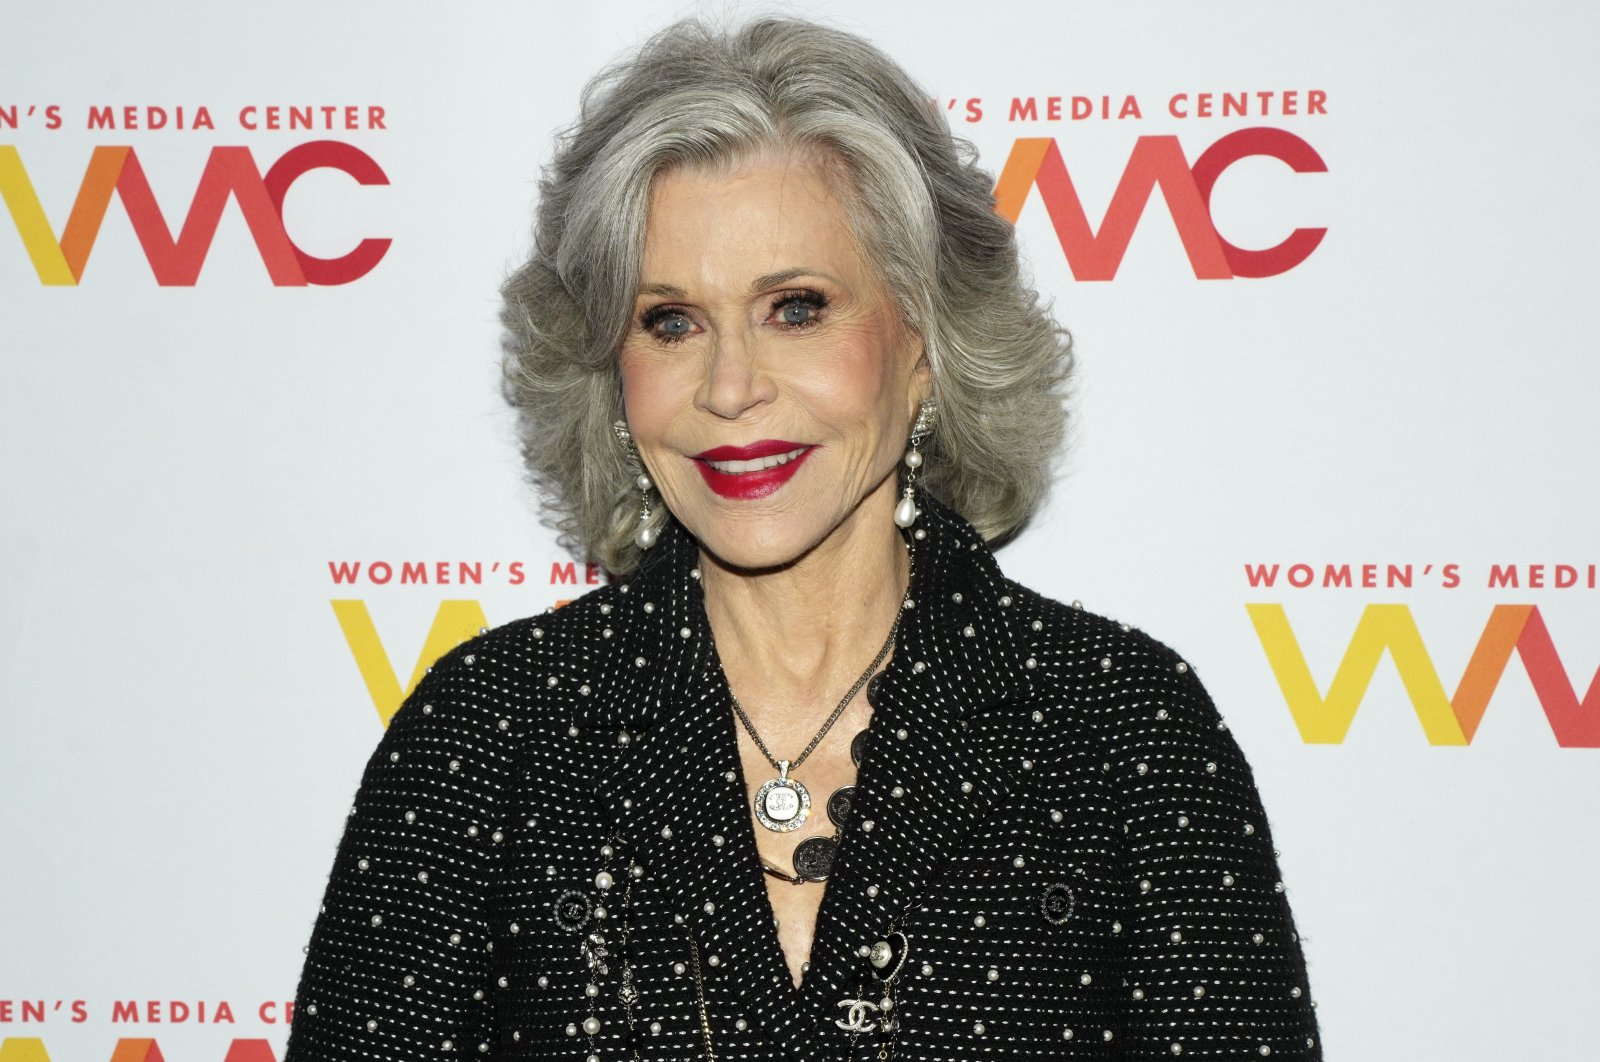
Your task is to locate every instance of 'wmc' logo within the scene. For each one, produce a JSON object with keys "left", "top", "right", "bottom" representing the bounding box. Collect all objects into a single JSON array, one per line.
[
  {"left": 1249, "top": 604, "right": 1598, "bottom": 746},
  {"left": 0, "top": 140, "right": 388, "bottom": 285},
  {"left": 994, "top": 128, "right": 1326, "bottom": 280}
]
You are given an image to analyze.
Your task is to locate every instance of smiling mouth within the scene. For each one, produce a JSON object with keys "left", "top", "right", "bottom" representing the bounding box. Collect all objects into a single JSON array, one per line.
[
  {"left": 702, "top": 446, "right": 809, "bottom": 475},
  {"left": 690, "top": 441, "right": 817, "bottom": 500}
]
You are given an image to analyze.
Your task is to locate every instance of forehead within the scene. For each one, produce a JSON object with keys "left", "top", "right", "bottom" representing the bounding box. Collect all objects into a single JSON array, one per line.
[{"left": 639, "top": 150, "right": 869, "bottom": 288}]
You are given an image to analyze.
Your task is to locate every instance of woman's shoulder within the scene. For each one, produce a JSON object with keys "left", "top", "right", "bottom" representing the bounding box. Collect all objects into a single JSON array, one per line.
[
  {"left": 475, "top": 581, "right": 628, "bottom": 658},
  {"left": 1000, "top": 578, "right": 1198, "bottom": 679},
  {"left": 996, "top": 577, "right": 1232, "bottom": 738},
  {"left": 385, "top": 582, "right": 629, "bottom": 736},
  {"left": 997, "top": 579, "right": 1272, "bottom": 825}
]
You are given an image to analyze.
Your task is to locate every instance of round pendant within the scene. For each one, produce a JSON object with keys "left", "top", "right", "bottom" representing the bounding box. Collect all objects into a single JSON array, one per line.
[
  {"left": 753, "top": 775, "right": 811, "bottom": 832},
  {"left": 827, "top": 785, "right": 857, "bottom": 829},
  {"left": 792, "top": 835, "right": 838, "bottom": 882}
]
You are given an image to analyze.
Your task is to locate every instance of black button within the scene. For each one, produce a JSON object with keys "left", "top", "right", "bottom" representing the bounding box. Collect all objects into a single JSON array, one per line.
[
  {"left": 866, "top": 672, "right": 885, "bottom": 708},
  {"left": 851, "top": 729, "right": 870, "bottom": 768},
  {"left": 553, "top": 888, "right": 593, "bottom": 932},
  {"left": 827, "top": 785, "right": 856, "bottom": 829},
  {"left": 1041, "top": 883, "right": 1076, "bottom": 925},
  {"left": 793, "top": 835, "right": 838, "bottom": 882}
]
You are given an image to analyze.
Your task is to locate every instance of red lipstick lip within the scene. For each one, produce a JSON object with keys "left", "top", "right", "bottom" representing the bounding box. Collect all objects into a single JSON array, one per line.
[
  {"left": 690, "top": 441, "right": 817, "bottom": 500},
  {"left": 692, "top": 439, "right": 810, "bottom": 461}
]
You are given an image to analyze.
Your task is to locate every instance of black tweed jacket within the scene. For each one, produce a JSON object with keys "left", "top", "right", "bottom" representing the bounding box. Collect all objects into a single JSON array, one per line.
[{"left": 284, "top": 499, "right": 1322, "bottom": 1062}]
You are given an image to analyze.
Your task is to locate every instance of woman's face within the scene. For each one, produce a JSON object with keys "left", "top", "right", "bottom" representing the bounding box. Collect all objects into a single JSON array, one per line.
[{"left": 618, "top": 151, "right": 929, "bottom": 573}]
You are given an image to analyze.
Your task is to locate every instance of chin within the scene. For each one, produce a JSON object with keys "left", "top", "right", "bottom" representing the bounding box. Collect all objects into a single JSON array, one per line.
[
  {"left": 697, "top": 534, "right": 816, "bottom": 576},
  {"left": 687, "top": 514, "right": 830, "bottom": 575}
]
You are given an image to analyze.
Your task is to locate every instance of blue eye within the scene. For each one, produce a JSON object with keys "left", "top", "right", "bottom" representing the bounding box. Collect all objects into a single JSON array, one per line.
[
  {"left": 772, "top": 290, "right": 827, "bottom": 329},
  {"left": 640, "top": 306, "right": 695, "bottom": 344}
]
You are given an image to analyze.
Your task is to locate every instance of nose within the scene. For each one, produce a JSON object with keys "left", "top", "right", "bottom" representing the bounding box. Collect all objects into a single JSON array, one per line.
[{"left": 695, "top": 329, "right": 775, "bottom": 420}]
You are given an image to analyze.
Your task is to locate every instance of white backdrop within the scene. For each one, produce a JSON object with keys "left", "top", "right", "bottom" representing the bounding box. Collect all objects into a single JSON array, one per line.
[{"left": 3, "top": 2, "right": 1597, "bottom": 1061}]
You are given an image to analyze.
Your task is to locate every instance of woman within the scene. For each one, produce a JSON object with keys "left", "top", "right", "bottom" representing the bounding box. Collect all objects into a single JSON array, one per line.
[{"left": 284, "top": 15, "right": 1321, "bottom": 1062}]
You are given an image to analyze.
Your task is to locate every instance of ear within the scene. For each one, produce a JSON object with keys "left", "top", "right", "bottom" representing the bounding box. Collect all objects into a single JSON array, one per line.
[{"left": 904, "top": 336, "right": 932, "bottom": 420}]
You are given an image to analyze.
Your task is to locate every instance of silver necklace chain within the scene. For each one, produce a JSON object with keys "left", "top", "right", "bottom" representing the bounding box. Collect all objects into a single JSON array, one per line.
[
  {"left": 729, "top": 613, "right": 900, "bottom": 770},
  {"left": 727, "top": 556, "right": 912, "bottom": 774}
]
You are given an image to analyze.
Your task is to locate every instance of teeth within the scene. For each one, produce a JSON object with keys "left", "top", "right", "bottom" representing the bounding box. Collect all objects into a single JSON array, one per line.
[{"left": 706, "top": 447, "right": 807, "bottom": 475}]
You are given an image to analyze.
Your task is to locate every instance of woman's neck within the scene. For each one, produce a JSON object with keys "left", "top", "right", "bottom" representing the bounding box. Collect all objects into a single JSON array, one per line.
[{"left": 698, "top": 493, "right": 911, "bottom": 724}]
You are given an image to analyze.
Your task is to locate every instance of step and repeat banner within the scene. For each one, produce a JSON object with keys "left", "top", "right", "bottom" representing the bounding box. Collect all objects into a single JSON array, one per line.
[{"left": 3, "top": 2, "right": 1595, "bottom": 1060}]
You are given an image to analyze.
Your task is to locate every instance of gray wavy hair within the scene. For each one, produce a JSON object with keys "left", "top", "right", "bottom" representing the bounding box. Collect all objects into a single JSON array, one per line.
[{"left": 499, "top": 15, "right": 1073, "bottom": 574}]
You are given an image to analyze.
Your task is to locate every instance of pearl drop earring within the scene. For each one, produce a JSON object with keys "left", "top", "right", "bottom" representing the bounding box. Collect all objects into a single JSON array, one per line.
[
  {"left": 612, "top": 420, "right": 658, "bottom": 550},
  {"left": 894, "top": 399, "right": 937, "bottom": 530},
  {"left": 634, "top": 470, "right": 657, "bottom": 549}
]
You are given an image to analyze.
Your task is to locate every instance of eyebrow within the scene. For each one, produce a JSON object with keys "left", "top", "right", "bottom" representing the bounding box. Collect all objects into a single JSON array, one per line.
[{"left": 637, "top": 267, "right": 840, "bottom": 299}]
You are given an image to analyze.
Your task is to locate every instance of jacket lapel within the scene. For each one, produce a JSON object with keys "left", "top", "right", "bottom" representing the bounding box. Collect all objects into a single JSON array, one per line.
[
  {"left": 786, "top": 501, "right": 1036, "bottom": 1052},
  {"left": 588, "top": 526, "right": 799, "bottom": 1032},
  {"left": 587, "top": 500, "right": 1037, "bottom": 1058}
]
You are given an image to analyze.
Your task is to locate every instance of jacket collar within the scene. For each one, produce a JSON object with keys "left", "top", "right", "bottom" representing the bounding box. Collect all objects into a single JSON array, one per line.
[{"left": 587, "top": 497, "right": 1036, "bottom": 1056}]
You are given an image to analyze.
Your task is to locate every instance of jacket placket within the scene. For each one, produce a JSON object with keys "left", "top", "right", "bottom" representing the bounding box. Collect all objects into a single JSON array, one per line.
[{"left": 589, "top": 503, "right": 1040, "bottom": 1060}]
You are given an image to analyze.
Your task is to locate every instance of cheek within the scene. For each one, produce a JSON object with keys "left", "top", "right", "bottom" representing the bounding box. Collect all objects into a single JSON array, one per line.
[
  {"left": 795, "top": 332, "right": 909, "bottom": 441},
  {"left": 617, "top": 357, "right": 643, "bottom": 414},
  {"left": 618, "top": 353, "right": 676, "bottom": 436}
]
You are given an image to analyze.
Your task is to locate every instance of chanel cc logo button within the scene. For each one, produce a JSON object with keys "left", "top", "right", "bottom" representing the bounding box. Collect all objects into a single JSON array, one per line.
[
  {"left": 1041, "top": 882, "right": 1076, "bottom": 925},
  {"left": 553, "top": 888, "right": 593, "bottom": 932}
]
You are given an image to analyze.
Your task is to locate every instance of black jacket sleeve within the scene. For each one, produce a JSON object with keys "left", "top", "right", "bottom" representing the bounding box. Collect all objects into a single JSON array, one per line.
[
  {"left": 1103, "top": 632, "right": 1323, "bottom": 1060},
  {"left": 283, "top": 645, "right": 518, "bottom": 1062}
]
